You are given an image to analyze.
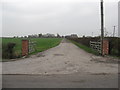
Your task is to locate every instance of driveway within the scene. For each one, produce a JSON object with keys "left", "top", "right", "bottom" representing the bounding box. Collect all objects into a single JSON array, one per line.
[{"left": 2, "top": 39, "right": 119, "bottom": 88}]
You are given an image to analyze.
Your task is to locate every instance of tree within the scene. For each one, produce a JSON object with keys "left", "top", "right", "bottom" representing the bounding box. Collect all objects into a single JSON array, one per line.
[
  {"left": 38, "top": 33, "right": 42, "bottom": 38},
  {"left": 57, "top": 33, "right": 61, "bottom": 38}
]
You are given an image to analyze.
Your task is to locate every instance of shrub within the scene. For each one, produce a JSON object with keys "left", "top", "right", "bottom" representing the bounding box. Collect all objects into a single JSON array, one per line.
[{"left": 2, "top": 43, "right": 16, "bottom": 59}]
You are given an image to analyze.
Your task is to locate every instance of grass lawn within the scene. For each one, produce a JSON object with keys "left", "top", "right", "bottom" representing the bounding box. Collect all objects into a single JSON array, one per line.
[
  {"left": 31, "top": 38, "right": 62, "bottom": 54},
  {"left": 2, "top": 38, "right": 62, "bottom": 60},
  {"left": 69, "top": 40, "right": 99, "bottom": 56}
]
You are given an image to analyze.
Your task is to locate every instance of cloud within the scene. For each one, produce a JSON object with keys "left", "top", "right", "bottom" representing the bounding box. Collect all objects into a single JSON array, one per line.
[
  {"left": 2, "top": 0, "right": 119, "bottom": 3},
  {"left": 2, "top": 0, "right": 118, "bottom": 37}
]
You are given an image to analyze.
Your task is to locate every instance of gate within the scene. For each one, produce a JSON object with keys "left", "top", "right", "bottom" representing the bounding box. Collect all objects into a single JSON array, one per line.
[
  {"left": 90, "top": 40, "right": 109, "bottom": 55},
  {"left": 90, "top": 41, "right": 101, "bottom": 54},
  {"left": 29, "top": 40, "right": 36, "bottom": 54},
  {"left": 22, "top": 39, "right": 36, "bottom": 56}
]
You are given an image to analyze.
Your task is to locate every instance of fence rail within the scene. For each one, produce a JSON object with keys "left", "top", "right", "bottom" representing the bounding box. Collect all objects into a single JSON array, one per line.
[{"left": 29, "top": 40, "right": 36, "bottom": 54}]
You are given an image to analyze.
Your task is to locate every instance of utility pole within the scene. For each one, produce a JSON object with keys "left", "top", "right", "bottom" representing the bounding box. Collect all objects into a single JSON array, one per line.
[
  {"left": 113, "top": 26, "right": 116, "bottom": 37},
  {"left": 92, "top": 32, "right": 93, "bottom": 37},
  {"left": 100, "top": 0, "right": 104, "bottom": 56}
]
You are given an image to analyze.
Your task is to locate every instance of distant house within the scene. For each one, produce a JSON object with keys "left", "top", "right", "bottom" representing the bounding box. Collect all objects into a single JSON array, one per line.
[
  {"left": 42, "top": 33, "right": 55, "bottom": 38},
  {"left": 65, "top": 34, "right": 78, "bottom": 38},
  {"left": 65, "top": 35, "right": 71, "bottom": 38},
  {"left": 71, "top": 34, "right": 78, "bottom": 38},
  {"left": 28, "top": 34, "right": 38, "bottom": 38}
]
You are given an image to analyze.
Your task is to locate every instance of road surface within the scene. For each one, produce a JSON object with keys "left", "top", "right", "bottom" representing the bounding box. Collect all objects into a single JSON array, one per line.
[{"left": 1, "top": 39, "right": 119, "bottom": 88}]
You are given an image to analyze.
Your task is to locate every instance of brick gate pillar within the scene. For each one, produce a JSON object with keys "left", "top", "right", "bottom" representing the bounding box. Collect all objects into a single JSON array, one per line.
[
  {"left": 103, "top": 39, "right": 109, "bottom": 55},
  {"left": 22, "top": 40, "right": 29, "bottom": 56}
]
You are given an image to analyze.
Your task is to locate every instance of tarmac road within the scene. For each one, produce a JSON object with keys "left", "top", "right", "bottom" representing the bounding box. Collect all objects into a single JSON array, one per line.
[
  {"left": 1, "top": 39, "right": 119, "bottom": 88},
  {"left": 2, "top": 73, "right": 118, "bottom": 88}
]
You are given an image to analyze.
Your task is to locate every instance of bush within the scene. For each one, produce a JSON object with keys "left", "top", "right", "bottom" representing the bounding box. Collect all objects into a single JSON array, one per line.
[{"left": 2, "top": 43, "right": 16, "bottom": 59}]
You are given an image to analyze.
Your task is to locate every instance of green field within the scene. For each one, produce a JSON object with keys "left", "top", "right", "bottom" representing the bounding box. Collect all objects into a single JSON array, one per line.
[
  {"left": 2, "top": 38, "right": 62, "bottom": 60},
  {"left": 31, "top": 38, "right": 62, "bottom": 53}
]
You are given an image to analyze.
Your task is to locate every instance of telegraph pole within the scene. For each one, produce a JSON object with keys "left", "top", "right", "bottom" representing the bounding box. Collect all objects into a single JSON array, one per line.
[
  {"left": 113, "top": 26, "right": 116, "bottom": 37},
  {"left": 100, "top": 0, "right": 104, "bottom": 56},
  {"left": 92, "top": 32, "right": 93, "bottom": 37}
]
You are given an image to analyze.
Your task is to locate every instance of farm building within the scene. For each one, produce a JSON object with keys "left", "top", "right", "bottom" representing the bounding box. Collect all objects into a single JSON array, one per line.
[
  {"left": 65, "top": 34, "right": 78, "bottom": 38},
  {"left": 42, "top": 33, "right": 56, "bottom": 38},
  {"left": 71, "top": 34, "right": 78, "bottom": 38}
]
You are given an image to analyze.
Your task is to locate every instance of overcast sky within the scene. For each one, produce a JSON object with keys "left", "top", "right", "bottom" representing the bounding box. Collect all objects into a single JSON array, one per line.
[{"left": 1, "top": 0, "right": 119, "bottom": 37}]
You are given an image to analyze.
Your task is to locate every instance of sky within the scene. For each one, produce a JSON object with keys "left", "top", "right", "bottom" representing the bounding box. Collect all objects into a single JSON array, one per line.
[
  {"left": 118, "top": 1, "right": 120, "bottom": 37},
  {"left": 1, "top": 0, "right": 119, "bottom": 37}
]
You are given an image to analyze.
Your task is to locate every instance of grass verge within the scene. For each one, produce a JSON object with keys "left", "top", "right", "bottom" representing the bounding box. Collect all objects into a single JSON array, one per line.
[{"left": 69, "top": 40, "right": 99, "bottom": 56}]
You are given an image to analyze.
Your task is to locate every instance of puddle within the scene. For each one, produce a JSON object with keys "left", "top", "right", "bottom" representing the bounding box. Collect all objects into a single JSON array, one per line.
[
  {"left": 91, "top": 73, "right": 110, "bottom": 75},
  {"left": 37, "top": 54, "right": 45, "bottom": 57},
  {"left": 54, "top": 54, "right": 64, "bottom": 56}
]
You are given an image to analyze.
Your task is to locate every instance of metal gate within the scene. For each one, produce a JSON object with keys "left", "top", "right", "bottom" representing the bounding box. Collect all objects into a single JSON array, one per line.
[
  {"left": 22, "top": 39, "right": 36, "bottom": 56},
  {"left": 90, "top": 41, "right": 101, "bottom": 54},
  {"left": 28, "top": 40, "right": 36, "bottom": 54},
  {"left": 90, "top": 40, "right": 109, "bottom": 55}
]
